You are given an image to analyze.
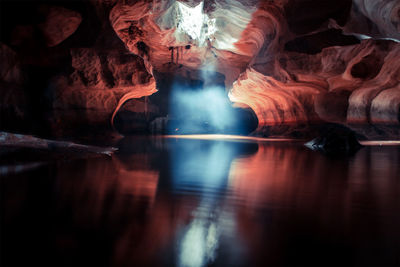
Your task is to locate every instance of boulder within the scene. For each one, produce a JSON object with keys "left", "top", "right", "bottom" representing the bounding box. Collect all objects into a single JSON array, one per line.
[
  {"left": 305, "top": 123, "right": 363, "bottom": 155},
  {"left": 38, "top": 6, "right": 82, "bottom": 47}
]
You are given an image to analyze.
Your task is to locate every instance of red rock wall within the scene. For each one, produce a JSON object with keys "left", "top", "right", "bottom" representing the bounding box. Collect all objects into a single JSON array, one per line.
[{"left": 0, "top": 0, "right": 399, "bottom": 138}]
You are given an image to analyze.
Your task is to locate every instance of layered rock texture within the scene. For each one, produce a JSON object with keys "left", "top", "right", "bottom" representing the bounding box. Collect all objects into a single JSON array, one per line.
[{"left": 0, "top": 0, "right": 399, "bottom": 138}]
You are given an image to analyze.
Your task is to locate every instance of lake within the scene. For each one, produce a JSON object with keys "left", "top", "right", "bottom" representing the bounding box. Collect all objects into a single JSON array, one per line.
[{"left": 1, "top": 136, "right": 399, "bottom": 266}]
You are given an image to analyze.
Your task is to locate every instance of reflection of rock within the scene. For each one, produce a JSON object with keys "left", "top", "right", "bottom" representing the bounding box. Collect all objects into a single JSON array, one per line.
[
  {"left": 230, "top": 140, "right": 400, "bottom": 266},
  {"left": 305, "top": 124, "right": 363, "bottom": 155},
  {"left": 38, "top": 6, "right": 82, "bottom": 47}
]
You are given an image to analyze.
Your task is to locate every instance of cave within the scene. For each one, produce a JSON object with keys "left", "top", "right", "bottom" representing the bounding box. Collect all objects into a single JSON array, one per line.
[{"left": 1, "top": 0, "right": 400, "bottom": 266}]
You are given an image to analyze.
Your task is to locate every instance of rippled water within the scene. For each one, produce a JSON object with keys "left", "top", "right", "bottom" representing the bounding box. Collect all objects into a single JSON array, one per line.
[{"left": 1, "top": 136, "right": 400, "bottom": 266}]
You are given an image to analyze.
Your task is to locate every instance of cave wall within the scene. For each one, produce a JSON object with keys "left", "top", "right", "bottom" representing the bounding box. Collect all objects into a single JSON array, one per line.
[{"left": 0, "top": 0, "right": 399, "bottom": 138}]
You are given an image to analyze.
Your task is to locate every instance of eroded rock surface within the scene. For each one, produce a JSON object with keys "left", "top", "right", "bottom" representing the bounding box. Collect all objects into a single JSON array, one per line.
[{"left": 0, "top": 0, "right": 399, "bottom": 138}]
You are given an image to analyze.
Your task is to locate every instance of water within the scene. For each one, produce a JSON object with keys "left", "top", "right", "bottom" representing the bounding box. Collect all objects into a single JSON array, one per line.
[{"left": 1, "top": 136, "right": 400, "bottom": 266}]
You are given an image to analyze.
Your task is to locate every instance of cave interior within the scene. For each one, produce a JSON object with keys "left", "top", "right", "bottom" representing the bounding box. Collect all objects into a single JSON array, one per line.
[{"left": 1, "top": 0, "right": 400, "bottom": 266}]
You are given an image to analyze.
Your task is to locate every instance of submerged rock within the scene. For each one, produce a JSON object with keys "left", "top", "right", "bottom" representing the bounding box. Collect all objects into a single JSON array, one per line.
[{"left": 305, "top": 123, "right": 363, "bottom": 155}]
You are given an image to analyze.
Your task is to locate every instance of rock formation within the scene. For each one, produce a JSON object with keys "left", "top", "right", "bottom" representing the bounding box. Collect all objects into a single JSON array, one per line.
[
  {"left": 38, "top": 6, "right": 82, "bottom": 47},
  {"left": 0, "top": 0, "right": 399, "bottom": 139}
]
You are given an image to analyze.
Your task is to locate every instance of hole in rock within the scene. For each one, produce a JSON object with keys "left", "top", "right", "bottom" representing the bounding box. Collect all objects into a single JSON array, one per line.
[{"left": 350, "top": 54, "right": 382, "bottom": 80}]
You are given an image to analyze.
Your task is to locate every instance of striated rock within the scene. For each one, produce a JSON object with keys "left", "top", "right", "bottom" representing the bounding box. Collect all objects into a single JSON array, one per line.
[
  {"left": 1, "top": 0, "right": 400, "bottom": 138},
  {"left": 349, "top": 0, "right": 400, "bottom": 41},
  {"left": 314, "top": 90, "right": 351, "bottom": 123},
  {"left": 347, "top": 40, "right": 400, "bottom": 124},
  {"left": 229, "top": 67, "right": 322, "bottom": 128},
  {"left": 109, "top": 0, "right": 281, "bottom": 86},
  {"left": 370, "top": 86, "right": 400, "bottom": 124},
  {"left": 230, "top": 38, "right": 400, "bottom": 136},
  {"left": 38, "top": 6, "right": 82, "bottom": 47},
  {"left": 51, "top": 76, "right": 157, "bottom": 128}
]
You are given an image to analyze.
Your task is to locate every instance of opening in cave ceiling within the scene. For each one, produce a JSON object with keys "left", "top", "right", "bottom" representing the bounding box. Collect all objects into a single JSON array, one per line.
[
  {"left": 176, "top": 1, "right": 216, "bottom": 45},
  {"left": 171, "top": 1, "right": 254, "bottom": 51}
]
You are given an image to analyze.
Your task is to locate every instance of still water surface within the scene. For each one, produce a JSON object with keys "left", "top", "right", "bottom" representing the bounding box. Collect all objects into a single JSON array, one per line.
[{"left": 1, "top": 136, "right": 400, "bottom": 266}]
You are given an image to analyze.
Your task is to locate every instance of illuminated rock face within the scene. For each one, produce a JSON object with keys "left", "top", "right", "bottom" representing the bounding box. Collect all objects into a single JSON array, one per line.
[
  {"left": 109, "top": 0, "right": 265, "bottom": 84},
  {"left": 230, "top": 39, "right": 400, "bottom": 134},
  {"left": 107, "top": 0, "right": 399, "bottom": 137},
  {"left": 0, "top": 0, "right": 399, "bottom": 137}
]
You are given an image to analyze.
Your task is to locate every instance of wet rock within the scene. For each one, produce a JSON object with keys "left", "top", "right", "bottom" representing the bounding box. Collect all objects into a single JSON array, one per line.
[{"left": 305, "top": 123, "right": 363, "bottom": 155}]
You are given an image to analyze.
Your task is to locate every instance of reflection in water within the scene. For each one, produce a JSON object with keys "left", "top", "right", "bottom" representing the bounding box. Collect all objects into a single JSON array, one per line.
[
  {"left": 168, "top": 138, "right": 257, "bottom": 267},
  {"left": 1, "top": 137, "right": 400, "bottom": 266},
  {"left": 169, "top": 138, "right": 258, "bottom": 194}
]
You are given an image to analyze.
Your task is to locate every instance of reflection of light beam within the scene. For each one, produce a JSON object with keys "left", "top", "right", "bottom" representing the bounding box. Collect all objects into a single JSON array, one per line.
[
  {"left": 164, "top": 134, "right": 302, "bottom": 143},
  {"left": 178, "top": 216, "right": 219, "bottom": 267}
]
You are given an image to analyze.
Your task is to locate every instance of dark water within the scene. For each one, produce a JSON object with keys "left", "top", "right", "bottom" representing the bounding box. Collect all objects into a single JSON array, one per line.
[{"left": 1, "top": 137, "right": 400, "bottom": 267}]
